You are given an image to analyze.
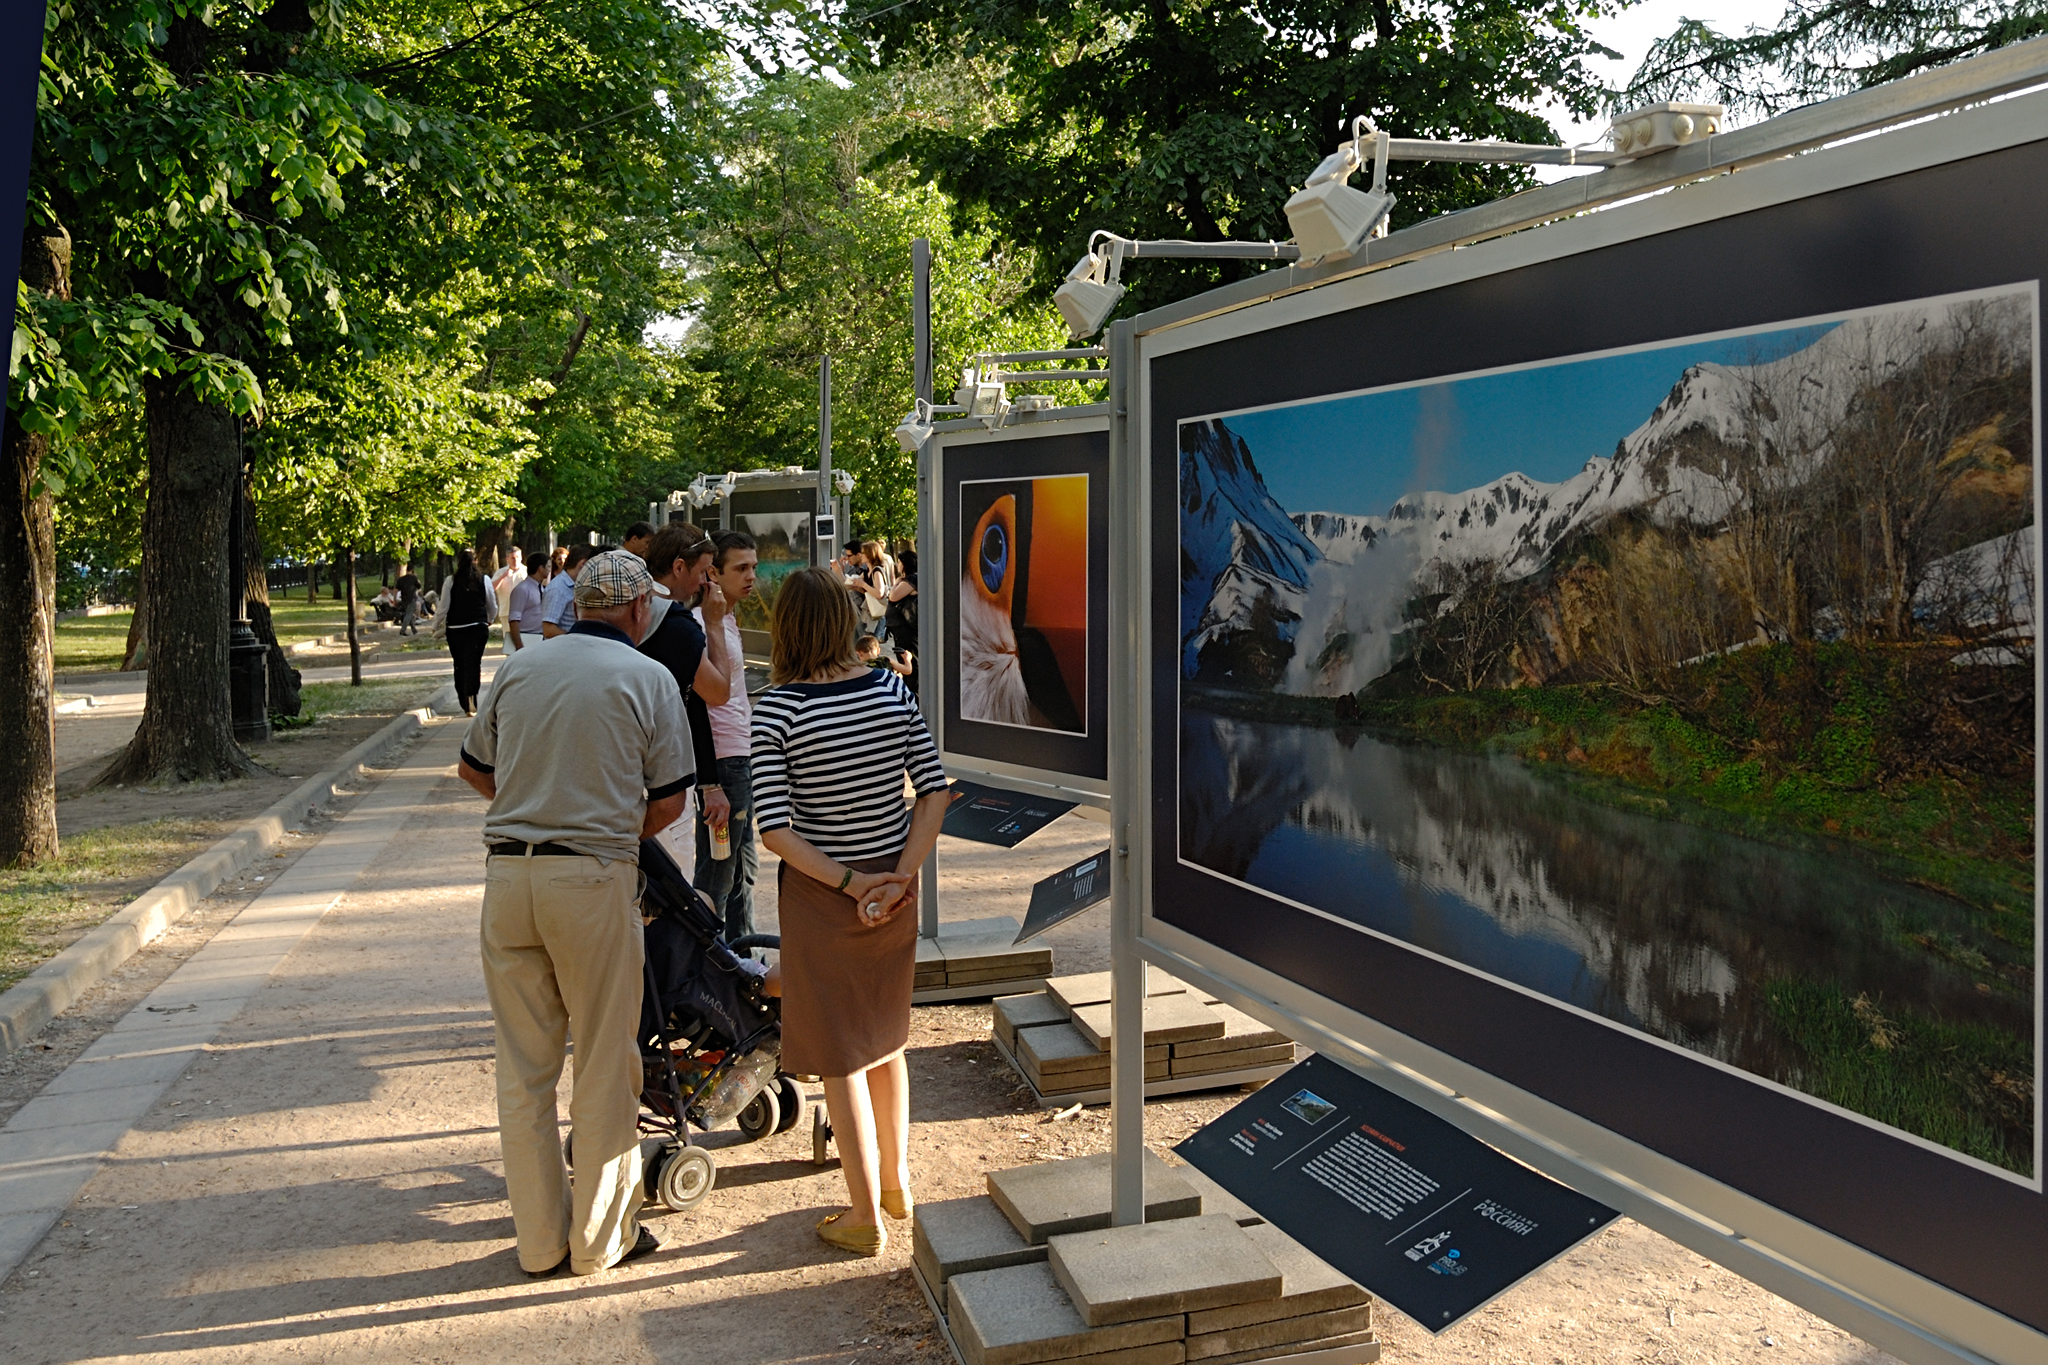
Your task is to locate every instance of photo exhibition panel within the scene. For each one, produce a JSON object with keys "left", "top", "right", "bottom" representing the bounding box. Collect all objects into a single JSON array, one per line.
[
  {"left": 941, "top": 425, "right": 1111, "bottom": 784},
  {"left": 1146, "top": 137, "right": 2046, "bottom": 1331}
]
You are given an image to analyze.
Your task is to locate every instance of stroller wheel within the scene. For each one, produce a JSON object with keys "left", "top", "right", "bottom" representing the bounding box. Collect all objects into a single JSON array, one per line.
[
  {"left": 736, "top": 1087, "right": 780, "bottom": 1143},
  {"left": 812, "top": 1104, "right": 834, "bottom": 1166},
  {"left": 773, "top": 1076, "right": 805, "bottom": 1133},
  {"left": 655, "top": 1143, "right": 716, "bottom": 1212}
]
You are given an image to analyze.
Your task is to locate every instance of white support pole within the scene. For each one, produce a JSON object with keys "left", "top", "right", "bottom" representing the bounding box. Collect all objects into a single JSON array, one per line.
[
  {"left": 915, "top": 409, "right": 942, "bottom": 943},
  {"left": 1106, "top": 317, "right": 1144, "bottom": 1226},
  {"left": 913, "top": 238, "right": 933, "bottom": 407},
  {"left": 818, "top": 354, "right": 833, "bottom": 567}
]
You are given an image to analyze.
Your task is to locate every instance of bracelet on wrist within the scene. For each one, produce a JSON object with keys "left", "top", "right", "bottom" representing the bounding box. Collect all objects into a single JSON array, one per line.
[{"left": 836, "top": 866, "right": 854, "bottom": 893}]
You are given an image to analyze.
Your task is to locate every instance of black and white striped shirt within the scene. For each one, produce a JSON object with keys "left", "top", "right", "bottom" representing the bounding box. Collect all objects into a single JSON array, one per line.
[{"left": 751, "top": 668, "right": 950, "bottom": 861}]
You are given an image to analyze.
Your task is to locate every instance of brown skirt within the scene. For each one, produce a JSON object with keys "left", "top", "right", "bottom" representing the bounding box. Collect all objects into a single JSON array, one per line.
[{"left": 778, "top": 855, "right": 915, "bottom": 1078}]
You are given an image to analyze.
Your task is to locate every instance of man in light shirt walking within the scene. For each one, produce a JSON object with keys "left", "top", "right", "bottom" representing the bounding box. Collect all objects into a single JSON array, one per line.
[{"left": 694, "top": 530, "right": 761, "bottom": 942}]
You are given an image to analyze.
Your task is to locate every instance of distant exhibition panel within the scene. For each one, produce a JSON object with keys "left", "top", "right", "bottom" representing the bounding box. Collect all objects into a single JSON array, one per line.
[
  {"left": 1130, "top": 92, "right": 2045, "bottom": 1362},
  {"left": 932, "top": 418, "right": 1111, "bottom": 801}
]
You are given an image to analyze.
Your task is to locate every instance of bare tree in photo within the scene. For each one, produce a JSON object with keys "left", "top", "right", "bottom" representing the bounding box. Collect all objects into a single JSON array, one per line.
[{"left": 1412, "top": 557, "right": 1525, "bottom": 694}]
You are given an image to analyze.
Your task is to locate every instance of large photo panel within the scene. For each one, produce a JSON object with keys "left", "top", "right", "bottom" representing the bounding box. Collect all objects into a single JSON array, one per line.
[
  {"left": 1148, "top": 136, "right": 2047, "bottom": 1330},
  {"left": 940, "top": 425, "right": 1111, "bottom": 784}
]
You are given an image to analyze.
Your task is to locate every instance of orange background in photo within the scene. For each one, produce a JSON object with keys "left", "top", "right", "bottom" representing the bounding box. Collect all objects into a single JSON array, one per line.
[{"left": 1023, "top": 474, "right": 1089, "bottom": 718}]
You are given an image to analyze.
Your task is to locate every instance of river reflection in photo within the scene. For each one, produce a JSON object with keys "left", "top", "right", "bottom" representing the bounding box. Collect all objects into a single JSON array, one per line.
[{"left": 1179, "top": 709, "right": 2029, "bottom": 1092}]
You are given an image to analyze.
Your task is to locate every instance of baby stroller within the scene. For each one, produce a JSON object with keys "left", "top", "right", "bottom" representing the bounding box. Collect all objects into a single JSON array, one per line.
[{"left": 626, "top": 836, "right": 804, "bottom": 1213}]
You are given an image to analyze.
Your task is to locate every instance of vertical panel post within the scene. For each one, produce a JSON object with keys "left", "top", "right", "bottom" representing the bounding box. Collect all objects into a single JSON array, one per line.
[
  {"left": 916, "top": 424, "right": 941, "bottom": 941},
  {"left": 818, "top": 354, "right": 833, "bottom": 566},
  {"left": 913, "top": 238, "right": 933, "bottom": 407},
  {"left": 1107, "top": 318, "right": 1144, "bottom": 1226}
]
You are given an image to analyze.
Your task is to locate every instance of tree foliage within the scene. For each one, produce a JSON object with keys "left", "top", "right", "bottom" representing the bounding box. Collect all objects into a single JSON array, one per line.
[
  {"left": 1623, "top": 0, "right": 2048, "bottom": 119},
  {"left": 677, "top": 67, "right": 1070, "bottom": 537},
  {"left": 855, "top": 0, "right": 1621, "bottom": 313}
]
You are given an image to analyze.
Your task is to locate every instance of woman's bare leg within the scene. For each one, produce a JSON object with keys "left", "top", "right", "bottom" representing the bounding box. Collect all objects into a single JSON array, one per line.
[
  {"left": 866, "top": 1050, "right": 911, "bottom": 1196},
  {"left": 821, "top": 1072, "right": 881, "bottom": 1227}
]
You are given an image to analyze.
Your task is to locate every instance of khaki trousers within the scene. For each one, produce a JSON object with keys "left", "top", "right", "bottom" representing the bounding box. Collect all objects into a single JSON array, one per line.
[{"left": 481, "top": 852, "right": 646, "bottom": 1274}]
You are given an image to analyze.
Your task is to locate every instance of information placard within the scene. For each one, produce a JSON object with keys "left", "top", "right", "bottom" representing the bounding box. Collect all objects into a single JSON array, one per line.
[
  {"left": 1178, "top": 1055, "right": 1618, "bottom": 1332},
  {"left": 1017, "top": 848, "right": 1113, "bottom": 943},
  {"left": 940, "top": 779, "right": 1076, "bottom": 847}
]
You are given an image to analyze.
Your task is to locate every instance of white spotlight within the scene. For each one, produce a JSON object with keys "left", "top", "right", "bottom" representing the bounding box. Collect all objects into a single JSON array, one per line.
[
  {"left": 1285, "top": 117, "right": 1395, "bottom": 263},
  {"left": 1054, "top": 236, "right": 1126, "bottom": 340}
]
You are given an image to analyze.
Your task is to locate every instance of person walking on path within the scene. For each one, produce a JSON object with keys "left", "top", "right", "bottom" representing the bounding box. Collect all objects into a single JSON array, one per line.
[
  {"left": 636, "top": 523, "right": 735, "bottom": 867},
  {"left": 694, "top": 530, "right": 761, "bottom": 942},
  {"left": 751, "top": 567, "right": 952, "bottom": 1257},
  {"left": 507, "top": 557, "right": 551, "bottom": 651},
  {"left": 541, "top": 543, "right": 597, "bottom": 639},
  {"left": 456, "top": 549, "right": 694, "bottom": 1278},
  {"left": 396, "top": 563, "right": 423, "bottom": 635},
  {"left": 431, "top": 549, "right": 498, "bottom": 715},
  {"left": 491, "top": 545, "right": 526, "bottom": 627},
  {"left": 883, "top": 548, "right": 918, "bottom": 690}
]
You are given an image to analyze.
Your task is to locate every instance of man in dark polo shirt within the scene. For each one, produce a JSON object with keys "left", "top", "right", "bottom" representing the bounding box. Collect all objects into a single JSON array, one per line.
[{"left": 457, "top": 551, "right": 693, "bottom": 1277}]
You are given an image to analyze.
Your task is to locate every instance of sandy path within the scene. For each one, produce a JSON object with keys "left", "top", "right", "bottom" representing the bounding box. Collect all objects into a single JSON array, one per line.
[{"left": 0, "top": 749, "right": 1903, "bottom": 1365}]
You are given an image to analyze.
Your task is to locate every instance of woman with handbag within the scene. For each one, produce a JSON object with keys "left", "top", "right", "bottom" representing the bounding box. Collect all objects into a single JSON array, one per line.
[
  {"left": 431, "top": 548, "right": 497, "bottom": 715},
  {"left": 751, "top": 567, "right": 951, "bottom": 1256}
]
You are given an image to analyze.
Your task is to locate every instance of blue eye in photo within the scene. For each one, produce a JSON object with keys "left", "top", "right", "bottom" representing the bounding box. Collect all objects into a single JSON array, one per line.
[{"left": 979, "top": 522, "right": 1008, "bottom": 593}]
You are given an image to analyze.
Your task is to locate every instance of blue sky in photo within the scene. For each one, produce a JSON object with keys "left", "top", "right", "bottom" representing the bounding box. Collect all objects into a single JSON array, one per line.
[{"left": 1227, "top": 322, "right": 1838, "bottom": 519}]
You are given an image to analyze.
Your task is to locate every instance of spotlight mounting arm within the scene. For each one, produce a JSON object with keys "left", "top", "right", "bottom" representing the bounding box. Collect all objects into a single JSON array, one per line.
[{"left": 1054, "top": 232, "right": 1302, "bottom": 339}]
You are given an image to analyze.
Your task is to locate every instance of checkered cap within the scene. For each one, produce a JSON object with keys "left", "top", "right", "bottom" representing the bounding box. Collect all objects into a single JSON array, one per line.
[{"left": 572, "top": 550, "right": 656, "bottom": 610}]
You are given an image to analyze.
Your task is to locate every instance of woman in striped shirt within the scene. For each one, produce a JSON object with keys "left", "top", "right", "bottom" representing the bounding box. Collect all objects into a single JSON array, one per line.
[{"left": 753, "top": 567, "right": 952, "bottom": 1257}]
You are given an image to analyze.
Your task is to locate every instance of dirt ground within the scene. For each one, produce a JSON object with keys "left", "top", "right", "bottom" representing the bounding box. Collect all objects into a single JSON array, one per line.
[{"left": 0, "top": 745, "right": 1903, "bottom": 1365}]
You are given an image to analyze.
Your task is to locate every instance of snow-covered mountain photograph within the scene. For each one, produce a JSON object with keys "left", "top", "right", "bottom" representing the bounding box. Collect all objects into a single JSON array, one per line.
[{"left": 1177, "top": 286, "right": 2038, "bottom": 1177}]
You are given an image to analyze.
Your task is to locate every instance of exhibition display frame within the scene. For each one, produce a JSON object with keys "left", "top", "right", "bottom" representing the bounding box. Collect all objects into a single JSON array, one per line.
[
  {"left": 920, "top": 410, "right": 1114, "bottom": 812},
  {"left": 1103, "top": 73, "right": 2048, "bottom": 1365}
]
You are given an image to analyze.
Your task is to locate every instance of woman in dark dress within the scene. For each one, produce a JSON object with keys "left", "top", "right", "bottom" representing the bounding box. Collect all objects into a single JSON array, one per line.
[{"left": 432, "top": 548, "right": 496, "bottom": 715}]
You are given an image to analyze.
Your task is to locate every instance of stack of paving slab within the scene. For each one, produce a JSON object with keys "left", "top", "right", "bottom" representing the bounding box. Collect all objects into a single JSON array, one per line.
[
  {"left": 991, "top": 970, "right": 1298, "bottom": 1103},
  {"left": 912, "top": 1151, "right": 1378, "bottom": 1365},
  {"left": 916, "top": 916, "right": 1056, "bottom": 1004}
]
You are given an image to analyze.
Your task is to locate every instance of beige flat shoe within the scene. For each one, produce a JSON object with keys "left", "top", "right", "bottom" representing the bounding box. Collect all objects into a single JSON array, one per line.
[
  {"left": 880, "top": 1189, "right": 913, "bottom": 1221},
  {"left": 817, "top": 1210, "right": 886, "bottom": 1256}
]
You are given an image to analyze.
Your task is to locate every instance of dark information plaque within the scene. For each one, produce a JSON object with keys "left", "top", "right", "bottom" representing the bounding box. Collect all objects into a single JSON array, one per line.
[
  {"left": 939, "top": 779, "right": 1076, "bottom": 847},
  {"left": 1016, "top": 848, "right": 1112, "bottom": 944},
  {"left": 1176, "top": 1054, "right": 1619, "bottom": 1333}
]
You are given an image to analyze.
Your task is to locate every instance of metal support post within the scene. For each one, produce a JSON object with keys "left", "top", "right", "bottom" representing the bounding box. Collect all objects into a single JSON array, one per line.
[
  {"left": 817, "top": 355, "right": 833, "bottom": 565},
  {"left": 915, "top": 408, "right": 942, "bottom": 942},
  {"left": 226, "top": 419, "right": 270, "bottom": 743},
  {"left": 1106, "top": 318, "right": 1143, "bottom": 1226},
  {"left": 913, "top": 238, "right": 933, "bottom": 407}
]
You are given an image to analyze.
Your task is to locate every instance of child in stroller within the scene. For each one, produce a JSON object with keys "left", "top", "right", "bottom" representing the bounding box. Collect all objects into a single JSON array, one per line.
[{"left": 619, "top": 837, "right": 805, "bottom": 1213}]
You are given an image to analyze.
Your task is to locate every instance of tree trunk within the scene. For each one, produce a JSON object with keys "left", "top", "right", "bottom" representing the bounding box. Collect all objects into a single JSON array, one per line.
[
  {"left": 307, "top": 556, "right": 317, "bottom": 602},
  {"left": 330, "top": 545, "right": 343, "bottom": 599},
  {"left": 0, "top": 229, "right": 72, "bottom": 866},
  {"left": 344, "top": 546, "right": 361, "bottom": 685},
  {"left": 239, "top": 482, "right": 299, "bottom": 715},
  {"left": 96, "top": 376, "right": 257, "bottom": 786}
]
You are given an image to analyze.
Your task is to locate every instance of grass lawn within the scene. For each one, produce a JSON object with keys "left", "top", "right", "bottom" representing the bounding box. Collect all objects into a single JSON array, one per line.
[
  {"left": 54, "top": 575, "right": 390, "bottom": 673},
  {"left": 0, "top": 819, "right": 222, "bottom": 991},
  {"left": 291, "top": 677, "right": 445, "bottom": 722}
]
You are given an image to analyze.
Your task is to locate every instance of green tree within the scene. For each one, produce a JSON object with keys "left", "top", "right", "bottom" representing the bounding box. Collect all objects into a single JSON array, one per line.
[
  {"left": 857, "top": 0, "right": 1621, "bottom": 314},
  {"left": 1624, "top": 1, "right": 2048, "bottom": 118},
  {"left": 680, "top": 67, "right": 1071, "bottom": 538}
]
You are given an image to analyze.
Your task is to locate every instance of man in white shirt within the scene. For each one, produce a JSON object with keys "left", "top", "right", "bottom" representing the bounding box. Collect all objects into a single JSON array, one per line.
[
  {"left": 506, "top": 558, "right": 551, "bottom": 650},
  {"left": 490, "top": 545, "right": 526, "bottom": 628},
  {"left": 692, "top": 530, "right": 760, "bottom": 941},
  {"left": 540, "top": 543, "right": 596, "bottom": 638}
]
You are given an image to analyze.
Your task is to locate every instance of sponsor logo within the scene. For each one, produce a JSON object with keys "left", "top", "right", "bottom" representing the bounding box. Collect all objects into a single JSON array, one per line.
[{"left": 1404, "top": 1230, "right": 1452, "bottom": 1263}]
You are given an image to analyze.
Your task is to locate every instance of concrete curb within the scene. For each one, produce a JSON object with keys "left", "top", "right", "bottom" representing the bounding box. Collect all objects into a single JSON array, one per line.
[{"left": 0, "top": 681, "right": 459, "bottom": 1055}]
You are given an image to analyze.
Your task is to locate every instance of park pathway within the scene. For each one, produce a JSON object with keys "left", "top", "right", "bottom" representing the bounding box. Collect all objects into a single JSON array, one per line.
[{"left": 0, "top": 711, "right": 918, "bottom": 1365}]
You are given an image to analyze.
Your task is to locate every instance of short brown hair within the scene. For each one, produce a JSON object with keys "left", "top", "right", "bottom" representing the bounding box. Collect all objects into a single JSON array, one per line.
[
  {"left": 771, "top": 566, "right": 862, "bottom": 684},
  {"left": 645, "top": 522, "right": 714, "bottom": 579}
]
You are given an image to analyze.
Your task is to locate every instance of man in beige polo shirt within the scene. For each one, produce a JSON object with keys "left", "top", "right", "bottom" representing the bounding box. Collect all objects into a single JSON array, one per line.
[{"left": 458, "top": 551, "right": 694, "bottom": 1277}]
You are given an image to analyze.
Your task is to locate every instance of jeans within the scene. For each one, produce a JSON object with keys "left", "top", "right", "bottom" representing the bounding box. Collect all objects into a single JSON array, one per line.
[{"left": 694, "top": 755, "right": 758, "bottom": 945}]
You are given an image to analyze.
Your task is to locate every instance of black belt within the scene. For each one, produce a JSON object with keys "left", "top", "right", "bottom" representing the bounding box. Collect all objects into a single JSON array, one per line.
[{"left": 487, "top": 841, "right": 586, "bottom": 858}]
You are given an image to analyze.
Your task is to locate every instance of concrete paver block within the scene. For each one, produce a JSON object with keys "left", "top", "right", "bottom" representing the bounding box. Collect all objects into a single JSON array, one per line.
[
  {"left": 1186, "top": 1222, "right": 1369, "bottom": 1332},
  {"left": 948, "top": 1261, "right": 1183, "bottom": 1365},
  {"left": 1029, "top": 1057, "right": 1169, "bottom": 1095},
  {"left": 1186, "top": 1306, "right": 1373, "bottom": 1359},
  {"left": 1069, "top": 995, "right": 1226, "bottom": 1050},
  {"left": 950, "top": 960, "right": 1055, "bottom": 985},
  {"left": 913, "top": 1195, "right": 1048, "bottom": 1287},
  {"left": 1197, "top": 1329, "right": 1379, "bottom": 1365},
  {"left": 1049, "top": 1214, "right": 1282, "bottom": 1326},
  {"left": 1016, "top": 1022, "right": 1106, "bottom": 1074},
  {"left": 987, "top": 1150, "right": 1201, "bottom": 1243},
  {"left": 1170, "top": 1005, "right": 1290, "bottom": 1058},
  {"left": 994, "top": 993, "right": 1068, "bottom": 1051},
  {"left": 1045, "top": 970, "right": 1186, "bottom": 1013},
  {"left": 1169, "top": 1044, "right": 1297, "bottom": 1077}
]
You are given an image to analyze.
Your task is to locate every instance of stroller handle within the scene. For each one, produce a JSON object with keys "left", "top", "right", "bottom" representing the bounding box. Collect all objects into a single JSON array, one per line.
[{"left": 728, "top": 934, "right": 781, "bottom": 953}]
